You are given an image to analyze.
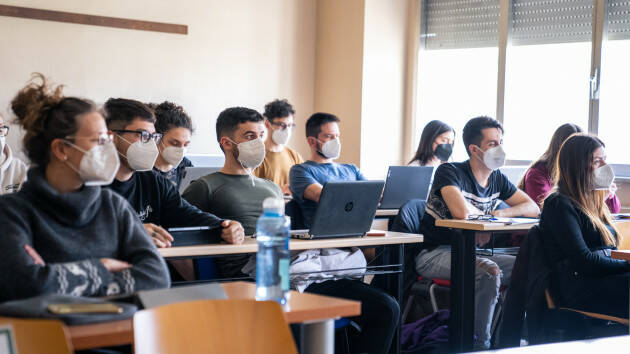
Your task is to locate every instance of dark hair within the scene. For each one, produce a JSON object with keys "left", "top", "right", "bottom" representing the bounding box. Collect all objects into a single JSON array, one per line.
[
  {"left": 409, "top": 120, "right": 455, "bottom": 165},
  {"left": 264, "top": 99, "right": 295, "bottom": 122},
  {"left": 154, "top": 101, "right": 194, "bottom": 135},
  {"left": 519, "top": 123, "right": 582, "bottom": 190},
  {"left": 556, "top": 134, "right": 618, "bottom": 246},
  {"left": 11, "top": 73, "right": 96, "bottom": 167},
  {"left": 462, "top": 116, "right": 504, "bottom": 156},
  {"left": 305, "top": 112, "right": 340, "bottom": 138},
  {"left": 104, "top": 98, "right": 154, "bottom": 130},
  {"left": 215, "top": 107, "right": 264, "bottom": 150}
]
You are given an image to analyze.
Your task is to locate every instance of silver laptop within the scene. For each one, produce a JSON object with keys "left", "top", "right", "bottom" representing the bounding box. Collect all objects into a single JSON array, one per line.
[
  {"left": 137, "top": 283, "right": 227, "bottom": 308},
  {"left": 379, "top": 166, "right": 434, "bottom": 209},
  {"left": 291, "top": 180, "right": 385, "bottom": 239},
  {"left": 179, "top": 167, "right": 222, "bottom": 194}
]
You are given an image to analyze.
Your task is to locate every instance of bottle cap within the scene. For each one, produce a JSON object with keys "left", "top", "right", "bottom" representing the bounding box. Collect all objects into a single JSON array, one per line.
[{"left": 263, "top": 197, "right": 284, "bottom": 215}]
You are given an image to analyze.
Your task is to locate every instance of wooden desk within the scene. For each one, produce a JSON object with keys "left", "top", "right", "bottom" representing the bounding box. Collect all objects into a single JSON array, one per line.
[
  {"left": 67, "top": 281, "right": 360, "bottom": 351},
  {"left": 158, "top": 231, "right": 423, "bottom": 258},
  {"left": 435, "top": 219, "right": 537, "bottom": 352},
  {"left": 612, "top": 250, "right": 630, "bottom": 261},
  {"left": 375, "top": 209, "right": 399, "bottom": 217}
]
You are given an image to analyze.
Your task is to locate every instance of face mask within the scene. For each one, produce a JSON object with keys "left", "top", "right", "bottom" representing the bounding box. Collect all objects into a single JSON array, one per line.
[
  {"left": 476, "top": 145, "right": 506, "bottom": 170},
  {"left": 434, "top": 143, "right": 453, "bottom": 162},
  {"left": 317, "top": 137, "right": 341, "bottom": 160},
  {"left": 271, "top": 127, "right": 291, "bottom": 145},
  {"left": 593, "top": 164, "right": 615, "bottom": 190},
  {"left": 64, "top": 141, "right": 120, "bottom": 186},
  {"left": 229, "top": 137, "right": 266, "bottom": 169},
  {"left": 118, "top": 135, "right": 159, "bottom": 171},
  {"left": 160, "top": 141, "right": 187, "bottom": 167}
]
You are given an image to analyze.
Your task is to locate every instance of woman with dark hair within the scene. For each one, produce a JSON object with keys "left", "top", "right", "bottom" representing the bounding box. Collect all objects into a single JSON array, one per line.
[
  {"left": 409, "top": 120, "right": 455, "bottom": 167},
  {"left": 540, "top": 133, "right": 629, "bottom": 318},
  {"left": 0, "top": 74, "right": 169, "bottom": 302},
  {"left": 152, "top": 101, "right": 194, "bottom": 190},
  {"left": 521, "top": 123, "right": 621, "bottom": 212}
]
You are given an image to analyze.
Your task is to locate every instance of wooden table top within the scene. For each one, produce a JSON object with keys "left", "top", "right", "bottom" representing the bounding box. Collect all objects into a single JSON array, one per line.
[
  {"left": 159, "top": 230, "right": 423, "bottom": 258},
  {"left": 435, "top": 219, "right": 537, "bottom": 232},
  {"left": 611, "top": 250, "right": 630, "bottom": 261},
  {"left": 68, "top": 281, "right": 361, "bottom": 350}
]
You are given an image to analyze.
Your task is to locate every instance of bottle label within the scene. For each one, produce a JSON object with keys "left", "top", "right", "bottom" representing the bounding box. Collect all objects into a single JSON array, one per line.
[{"left": 279, "top": 258, "right": 290, "bottom": 292}]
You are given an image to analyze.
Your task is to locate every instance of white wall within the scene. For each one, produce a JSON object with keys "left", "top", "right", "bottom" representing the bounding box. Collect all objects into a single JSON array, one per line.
[{"left": 0, "top": 0, "right": 316, "bottom": 160}]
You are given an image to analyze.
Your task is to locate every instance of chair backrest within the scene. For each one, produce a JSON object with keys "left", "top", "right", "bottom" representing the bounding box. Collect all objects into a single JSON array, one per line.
[
  {"left": 285, "top": 199, "right": 305, "bottom": 230},
  {"left": 615, "top": 221, "right": 630, "bottom": 250},
  {"left": 134, "top": 299, "right": 297, "bottom": 354},
  {"left": 391, "top": 199, "right": 426, "bottom": 234},
  {"left": 0, "top": 317, "right": 72, "bottom": 354}
]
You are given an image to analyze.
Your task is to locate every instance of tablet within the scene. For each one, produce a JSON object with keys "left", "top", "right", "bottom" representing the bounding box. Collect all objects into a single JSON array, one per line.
[{"left": 167, "top": 226, "right": 222, "bottom": 246}]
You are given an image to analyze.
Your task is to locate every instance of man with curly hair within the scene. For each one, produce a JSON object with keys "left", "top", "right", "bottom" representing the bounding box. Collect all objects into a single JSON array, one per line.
[
  {"left": 152, "top": 101, "right": 194, "bottom": 190},
  {"left": 254, "top": 99, "right": 303, "bottom": 196}
]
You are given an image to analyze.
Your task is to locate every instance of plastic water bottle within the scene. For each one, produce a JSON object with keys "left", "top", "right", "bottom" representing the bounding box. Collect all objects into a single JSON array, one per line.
[{"left": 255, "top": 197, "right": 291, "bottom": 304}]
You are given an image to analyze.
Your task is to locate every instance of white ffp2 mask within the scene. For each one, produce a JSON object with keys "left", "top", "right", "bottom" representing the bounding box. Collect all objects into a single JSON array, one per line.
[
  {"left": 230, "top": 138, "right": 266, "bottom": 169},
  {"left": 271, "top": 128, "right": 291, "bottom": 145},
  {"left": 593, "top": 164, "right": 615, "bottom": 190},
  {"left": 318, "top": 137, "right": 341, "bottom": 160},
  {"left": 65, "top": 141, "right": 120, "bottom": 186},
  {"left": 118, "top": 135, "right": 159, "bottom": 171},
  {"left": 476, "top": 145, "right": 506, "bottom": 170},
  {"left": 161, "top": 142, "right": 186, "bottom": 167}
]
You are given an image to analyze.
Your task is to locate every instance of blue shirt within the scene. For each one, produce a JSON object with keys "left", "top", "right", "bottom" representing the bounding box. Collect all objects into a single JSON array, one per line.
[{"left": 289, "top": 160, "right": 366, "bottom": 228}]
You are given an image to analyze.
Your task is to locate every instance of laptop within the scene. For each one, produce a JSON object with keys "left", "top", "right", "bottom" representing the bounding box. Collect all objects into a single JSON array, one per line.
[
  {"left": 137, "top": 283, "right": 227, "bottom": 309},
  {"left": 379, "top": 166, "right": 434, "bottom": 209},
  {"left": 168, "top": 226, "right": 222, "bottom": 247},
  {"left": 179, "top": 166, "right": 222, "bottom": 194},
  {"left": 290, "top": 180, "right": 385, "bottom": 239}
]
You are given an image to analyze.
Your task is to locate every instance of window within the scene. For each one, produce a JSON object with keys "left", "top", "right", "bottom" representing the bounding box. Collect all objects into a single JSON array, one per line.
[
  {"left": 597, "top": 0, "right": 630, "bottom": 164},
  {"left": 415, "top": 0, "right": 630, "bottom": 167},
  {"left": 416, "top": 0, "right": 499, "bottom": 161}
]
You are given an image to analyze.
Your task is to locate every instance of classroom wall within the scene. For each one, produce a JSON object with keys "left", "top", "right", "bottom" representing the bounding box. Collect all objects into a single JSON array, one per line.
[{"left": 0, "top": 0, "right": 316, "bottom": 160}]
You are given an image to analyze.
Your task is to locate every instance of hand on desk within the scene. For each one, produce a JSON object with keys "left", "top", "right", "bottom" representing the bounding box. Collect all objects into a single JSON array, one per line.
[
  {"left": 144, "top": 223, "right": 174, "bottom": 248},
  {"left": 221, "top": 220, "right": 245, "bottom": 244}
]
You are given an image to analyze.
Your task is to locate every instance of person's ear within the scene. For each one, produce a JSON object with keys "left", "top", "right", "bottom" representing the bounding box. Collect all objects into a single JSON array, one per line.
[
  {"left": 220, "top": 136, "right": 233, "bottom": 152},
  {"left": 50, "top": 138, "right": 71, "bottom": 162},
  {"left": 264, "top": 120, "right": 272, "bottom": 130},
  {"left": 468, "top": 144, "right": 477, "bottom": 157},
  {"left": 307, "top": 136, "right": 318, "bottom": 149}
]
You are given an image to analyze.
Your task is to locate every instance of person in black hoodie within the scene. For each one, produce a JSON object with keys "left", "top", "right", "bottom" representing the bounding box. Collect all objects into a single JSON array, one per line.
[
  {"left": 540, "top": 133, "right": 630, "bottom": 318},
  {"left": 102, "top": 98, "right": 244, "bottom": 280},
  {"left": 0, "top": 74, "right": 169, "bottom": 302}
]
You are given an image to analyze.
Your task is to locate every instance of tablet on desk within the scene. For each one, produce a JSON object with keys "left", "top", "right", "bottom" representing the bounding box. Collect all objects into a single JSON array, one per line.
[{"left": 168, "top": 226, "right": 222, "bottom": 246}]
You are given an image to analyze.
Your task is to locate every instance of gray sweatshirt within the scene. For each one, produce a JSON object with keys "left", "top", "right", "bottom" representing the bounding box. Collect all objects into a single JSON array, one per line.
[{"left": 0, "top": 168, "right": 170, "bottom": 302}]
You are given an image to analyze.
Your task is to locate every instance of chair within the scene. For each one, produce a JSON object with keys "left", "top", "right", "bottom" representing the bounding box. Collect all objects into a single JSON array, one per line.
[
  {"left": 0, "top": 317, "right": 72, "bottom": 354},
  {"left": 134, "top": 299, "right": 297, "bottom": 354}
]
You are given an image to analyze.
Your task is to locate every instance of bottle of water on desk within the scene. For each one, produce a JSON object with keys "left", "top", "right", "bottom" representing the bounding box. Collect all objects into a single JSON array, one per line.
[{"left": 255, "top": 197, "right": 290, "bottom": 304}]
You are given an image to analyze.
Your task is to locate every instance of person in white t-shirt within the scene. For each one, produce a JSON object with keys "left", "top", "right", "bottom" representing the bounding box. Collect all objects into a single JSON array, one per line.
[{"left": 0, "top": 112, "right": 27, "bottom": 194}]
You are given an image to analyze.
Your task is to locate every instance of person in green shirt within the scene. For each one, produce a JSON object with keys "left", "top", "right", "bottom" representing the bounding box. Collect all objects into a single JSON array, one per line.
[{"left": 183, "top": 107, "right": 282, "bottom": 278}]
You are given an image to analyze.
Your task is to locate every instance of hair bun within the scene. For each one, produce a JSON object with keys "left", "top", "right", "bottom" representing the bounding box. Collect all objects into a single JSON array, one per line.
[{"left": 11, "top": 73, "right": 64, "bottom": 133}]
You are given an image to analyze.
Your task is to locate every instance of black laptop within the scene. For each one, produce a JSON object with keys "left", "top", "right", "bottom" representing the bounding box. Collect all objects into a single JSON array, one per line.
[
  {"left": 168, "top": 226, "right": 222, "bottom": 246},
  {"left": 379, "top": 166, "right": 434, "bottom": 209},
  {"left": 290, "top": 180, "right": 385, "bottom": 239}
]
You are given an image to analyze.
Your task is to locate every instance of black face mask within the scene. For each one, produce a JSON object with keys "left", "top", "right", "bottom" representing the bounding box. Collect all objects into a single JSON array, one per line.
[{"left": 434, "top": 143, "right": 453, "bottom": 162}]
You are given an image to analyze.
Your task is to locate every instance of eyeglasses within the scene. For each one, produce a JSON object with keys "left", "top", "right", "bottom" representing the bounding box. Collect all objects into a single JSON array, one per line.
[
  {"left": 467, "top": 214, "right": 496, "bottom": 221},
  {"left": 271, "top": 122, "right": 296, "bottom": 131},
  {"left": 0, "top": 126, "right": 9, "bottom": 137},
  {"left": 113, "top": 130, "right": 162, "bottom": 143},
  {"left": 66, "top": 132, "right": 114, "bottom": 145}
]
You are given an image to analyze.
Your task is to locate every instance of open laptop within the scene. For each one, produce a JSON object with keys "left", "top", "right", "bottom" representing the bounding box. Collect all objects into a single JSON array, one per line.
[
  {"left": 179, "top": 166, "right": 222, "bottom": 194},
  {"left": 168, "top": 226, "right": 222, "bottom": 246},
  {"left": 379, "top": 166, "right": 434, "bottom": 209},
  {"left": 290, "top": 180, "right": 385, "bottom": 239},
  {"left": 137, "top": 283, "right": 227, "bottom": 309}
]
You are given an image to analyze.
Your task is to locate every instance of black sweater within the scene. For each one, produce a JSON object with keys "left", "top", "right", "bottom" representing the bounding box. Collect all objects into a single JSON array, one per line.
[
  {"left": 104, "top": 171, "right": 223, "bottom": 230},
  {"left": 0, "top": 168, "right": 170, "bottom": 302},
  {"left": 540, "top": 192, "right": 630, "bottom": 277}
]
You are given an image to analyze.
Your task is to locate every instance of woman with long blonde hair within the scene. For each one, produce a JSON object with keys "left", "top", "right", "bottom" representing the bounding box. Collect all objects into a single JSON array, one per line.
[{"left": 539, "top": 133, "right": 629, "bottom": 317}]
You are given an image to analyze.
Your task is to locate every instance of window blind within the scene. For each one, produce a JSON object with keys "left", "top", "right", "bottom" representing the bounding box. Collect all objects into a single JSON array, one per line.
[{"left": 607, "top": 0, "right": 630, "bottom": 40}]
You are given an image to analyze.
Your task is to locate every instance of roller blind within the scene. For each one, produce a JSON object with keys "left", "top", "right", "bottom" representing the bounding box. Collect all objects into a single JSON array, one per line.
[
  {"left": 607, "top": 0, "right": 630, "bottom": 40},
  {"left": 511, "top": 0, "right": 593, "bottom": 45},
  {"left": 423, "top": 0, "right": 500, "bottom": 49}
]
